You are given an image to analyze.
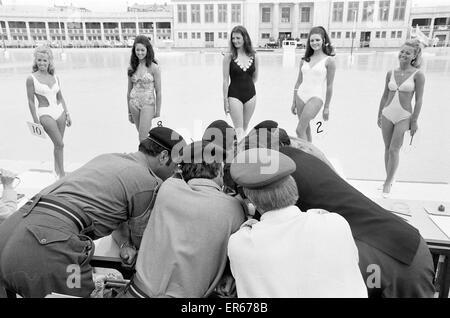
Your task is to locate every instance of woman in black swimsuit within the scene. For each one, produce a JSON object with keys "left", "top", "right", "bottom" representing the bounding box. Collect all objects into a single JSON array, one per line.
[{"left": 223, "top": 25, "right": 259, "bottom": 142}]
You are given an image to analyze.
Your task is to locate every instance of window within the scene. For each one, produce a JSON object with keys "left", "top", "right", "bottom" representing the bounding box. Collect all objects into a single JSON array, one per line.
[
  {"left": 397, "top": 31, "right": 402, "bottom": 38},
  {"left": 205, "top": 4, "right": 214, "bottom": 23},
  {"left": 218, "top": 32, "right": 222, "bottom": 39},
  {"left": 375, "top": 31, "right": 380, "bottom": 38},
  {"left": 331, "top": 32, "right": 336, "bottom": 38},
  {"left": 218, "top": 4, "right": 227, "bottom": 23},
  {"left": 393, "top": 0, "right": 406, "bottom": 21},
  {"left": 347, "top": 2, "right": 359, "bottom": 22},
  {"left": 336, "top": 31, "right": 342, "bottom": 39},
  {"left": 300, "top": 33, "right": 308, "bottom": 39},
  {"left": 191, "top": 4, "right": 200, "bottom": 23},
  {"left": 362, "top": 1, "right": 375, "bottom": 22},
  {"left": 381, "top": 31, "right": 386, "bottom": 38},
  {"left": 183, "top": 32, "right": 188, "bottom": 39},
  {"left": 178, "top": 32, "right": 182, "bottom": 39},
  {"left": 262, "top": 7, "right": 271, "bottom": 23},
  {"left": 197, "top": 32, "right": 201, "bottom": 39},
  {"left": 262, "top": 33, "right": 270, "bottom": 39},
  {"left": 177, "top": 5, "right": 187, "bottom": 23},
  {"left": 391, "top": 31, "right": 396, "bottom": 38},
  {"left": 281, "top": 7, "right": 290, "bottom": 23},
  {"left": 379, "top": 0, "right": 390, "bottom": 21},
  {"left": 232, "top": 4, "right": 241, "bottom": 23},
  {"left": 223, "top": 32, "right": 227, "bottom": 39},
  {"left": 301, "top": 7, "right": 311, "bottom": 22},
  {"left": 192, "top": 32, "right": 196, "bottom": 39},
  {"left": 346, "top": 31, "right": 351, "bottom": 38},
  {"left": 332, "top": 2, "right": 344, "bottom": 22}
]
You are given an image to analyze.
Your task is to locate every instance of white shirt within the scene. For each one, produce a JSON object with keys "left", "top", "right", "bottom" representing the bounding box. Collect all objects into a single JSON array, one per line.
[{"left": 227, "top": 206, "right": 367, "bottom": 298}]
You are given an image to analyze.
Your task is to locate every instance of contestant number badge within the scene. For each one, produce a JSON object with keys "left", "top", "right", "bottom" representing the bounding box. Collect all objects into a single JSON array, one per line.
[{"left": 27, "top": 122, "right": 47, "bottom": 139}]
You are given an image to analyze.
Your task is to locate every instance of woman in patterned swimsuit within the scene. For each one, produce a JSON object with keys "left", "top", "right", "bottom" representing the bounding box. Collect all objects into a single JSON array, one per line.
[{"left": 127, "top": 35, "right": 161, "bottom": 142}]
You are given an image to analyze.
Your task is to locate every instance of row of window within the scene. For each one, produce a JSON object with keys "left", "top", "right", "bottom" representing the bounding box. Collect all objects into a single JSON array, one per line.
[
  {"left": 6, "top": 35, "right": 174, "bottom": 41},
  {"left": 1, "top": 21, "right": 171, "bottom": 31},
  {"left": 177, "top": 4, "right": 241, "bottom": 24},
  {"left": 177, "top": 31, "right": 229, "bottom": 40},
  {"left": 330, "top": 30, "right": 403, "bottom": 39},
  {"left": 261, "top": 6, "right": 311, "bottom": 24},
  {"left": 332, "top": 0, "right": 407, "bottom": 23}
]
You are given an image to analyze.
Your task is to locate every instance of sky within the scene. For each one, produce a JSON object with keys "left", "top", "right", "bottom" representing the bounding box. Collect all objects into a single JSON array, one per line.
[{"left": 1, "top": 0, "right": 449, "bottom": 12}]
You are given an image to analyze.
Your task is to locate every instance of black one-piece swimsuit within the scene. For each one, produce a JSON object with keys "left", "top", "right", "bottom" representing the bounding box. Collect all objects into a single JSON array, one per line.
[{"left": 228, "top": 56, "right": 256, "bottom": 104}]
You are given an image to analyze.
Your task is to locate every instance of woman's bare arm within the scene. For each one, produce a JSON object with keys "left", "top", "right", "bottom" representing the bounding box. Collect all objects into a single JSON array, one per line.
[{"left": 26, "top": 76, "right": 39, "bottom": 124}]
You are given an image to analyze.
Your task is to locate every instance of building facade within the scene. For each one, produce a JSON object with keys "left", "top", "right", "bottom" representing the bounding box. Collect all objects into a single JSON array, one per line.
[
  {"left": 410, "top": 5, "right": 450, "bottom": 46},
  {"left": 0, "top": 4, "right": 173, "bottom": 47},
  {"left": 0, "top": 0, "right": 434, "bottom": 49},
  {"left": 328, "top": 0, "right": 411, "bottom": 48},
  {"left": 171, "top": 0, "right": 244, "bottom": 48},
  {"left": 171, "top": 0, "right": 412, "bottom": 48}
]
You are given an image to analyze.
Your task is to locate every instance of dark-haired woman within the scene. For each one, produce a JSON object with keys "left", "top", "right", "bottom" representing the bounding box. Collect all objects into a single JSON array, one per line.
[
  {"left": 291, "top": 26, "right": 336, "bottom": 142},
  {"left": 223, "top": 25, "right": 259, "bottom": 142},
  {"left": 127, "top": 35, "right": 161, "bottom": 142}
]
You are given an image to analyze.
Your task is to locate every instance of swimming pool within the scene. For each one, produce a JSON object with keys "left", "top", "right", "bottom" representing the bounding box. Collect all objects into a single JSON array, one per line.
[{"left": 1, "top": 47, "right": 449, "bottom": 183}]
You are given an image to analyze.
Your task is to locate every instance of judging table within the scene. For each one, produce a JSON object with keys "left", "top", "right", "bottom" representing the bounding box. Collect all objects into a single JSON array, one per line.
[{"left": 374, "top": 198, "right": 450, "bottom": 298}]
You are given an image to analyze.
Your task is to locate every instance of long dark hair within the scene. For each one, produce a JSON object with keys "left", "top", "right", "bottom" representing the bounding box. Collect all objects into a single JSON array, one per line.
[
  {"left": 128, "top": 35, "right": 157, "bottom": 77},
  {"left": 303, "top": 26, "right": 335, "bottom": 62},
  {"left": 229, "top": 25, "right": 255, "bottom": 59}
]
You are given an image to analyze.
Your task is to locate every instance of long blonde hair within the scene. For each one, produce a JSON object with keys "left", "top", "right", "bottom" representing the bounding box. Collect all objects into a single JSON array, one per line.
[
  {"left": 32, "top": 46, "right": 55, "bottom": 75},
  {"left": 403, "top": 39, "right": 423, "bottom": 69}
]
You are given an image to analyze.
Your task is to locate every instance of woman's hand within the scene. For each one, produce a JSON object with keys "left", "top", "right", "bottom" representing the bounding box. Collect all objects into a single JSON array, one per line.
[
  {"left": 154, "top": 110, "right": 160, "bottom": 119},
  {"left": 128, "top": 112, "right": 134, "bottom": 124},
  {"left": 65, "top": 112, "right": 72, "bottom": 127},
  {"left": 410, "top": 120, "right": 418, "bottom": 136},
  {"left": 291, "top": 100, "right": 297, "bottom": 115},
  {"left": 323, "top": 107, "right": 330, "bottom": 121},
  {"left": 377, "top": 115, "right": 382, "bottom": 128},
  {"left": 224, "top": 99, "right": 230, "bottom": 115},
  {"left": 119, "top": 244, "right": 137, "bottom": 266}
]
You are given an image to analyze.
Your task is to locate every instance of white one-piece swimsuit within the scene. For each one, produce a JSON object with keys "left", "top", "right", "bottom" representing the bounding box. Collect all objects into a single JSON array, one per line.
[
  {"left": 297, "top": 56, "right": 329, "bottom": 104},
  {"left": 31, "top": 73, "right": 64, "bottom": 120}
]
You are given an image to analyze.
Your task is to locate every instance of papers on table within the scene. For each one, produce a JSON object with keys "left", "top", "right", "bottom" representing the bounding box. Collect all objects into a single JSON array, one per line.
[{"left": 429, "top": 215, "right": 450, "bottom": 239}]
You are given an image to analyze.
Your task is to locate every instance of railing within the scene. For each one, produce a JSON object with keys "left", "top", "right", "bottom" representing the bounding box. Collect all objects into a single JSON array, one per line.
[{"left": 434, "top": 24, "right": 450, "bottom": 31}]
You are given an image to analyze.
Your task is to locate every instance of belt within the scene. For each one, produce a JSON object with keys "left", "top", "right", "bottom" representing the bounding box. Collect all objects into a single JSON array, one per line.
[{"left": 23, "top": 194, "right": 93, "bottom": 234}]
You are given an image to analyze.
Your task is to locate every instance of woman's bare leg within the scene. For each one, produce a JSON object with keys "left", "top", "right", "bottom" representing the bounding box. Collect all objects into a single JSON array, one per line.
[
  {"left": 40, "top": 115, "right": 65, "bottom": 178},
  {"left": 297, "top": 97, "right": 323, "bottom": 142},
  {"left": 137, "top": 107, "right": 155, "bottom": 142},
  {"left": 228, "top": 97, "right": 245, "bottom": 142}
]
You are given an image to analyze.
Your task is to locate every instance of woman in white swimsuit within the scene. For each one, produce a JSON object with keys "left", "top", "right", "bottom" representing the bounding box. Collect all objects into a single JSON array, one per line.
[
  {"left": 377, "top": 39, "right": 425, "bottom": 196},
  {"left": 291, "top": 26, "right": 336, "bottom": 142},
  {"left": 26, "top": 46, "right": 71, "bottom": 179},
  {"left": 127, "top": 35, "right": 161, "bottom": 142}
]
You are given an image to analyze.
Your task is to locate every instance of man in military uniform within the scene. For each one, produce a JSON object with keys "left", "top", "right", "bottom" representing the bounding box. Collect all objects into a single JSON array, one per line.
[{"left": 0, "top": 126, "right": 186, "bottom": 298}]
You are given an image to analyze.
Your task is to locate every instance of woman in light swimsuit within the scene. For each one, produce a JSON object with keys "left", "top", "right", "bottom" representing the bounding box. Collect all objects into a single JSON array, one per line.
[
  {"left": 127, "top": 35, "right": 161, "bottom": 142},
  {"left": 223, "top": 25, "right": 259, "bottom": 142},
  {"left": 291, "top": 26, "right": 336, "bottom": 142},
  {"left": 26, "top": 46, "right": 71, "bottom": 179},
  {"left": 377, "top": 39, "right": 425, "bottom": 196}
]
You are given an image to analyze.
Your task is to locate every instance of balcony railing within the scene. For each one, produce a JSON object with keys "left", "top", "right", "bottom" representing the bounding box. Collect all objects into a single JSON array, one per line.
[{"left": 434, "top": 24, "right": 450, "bottom": 31}]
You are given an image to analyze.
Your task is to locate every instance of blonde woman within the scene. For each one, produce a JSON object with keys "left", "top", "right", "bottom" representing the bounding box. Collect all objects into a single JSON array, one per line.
[
  {"left": 377, "top": 39, "right": 425, "bottom": 196},
  {"left": 26, "top": 46, "right": 71, "bottom": 179}
]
